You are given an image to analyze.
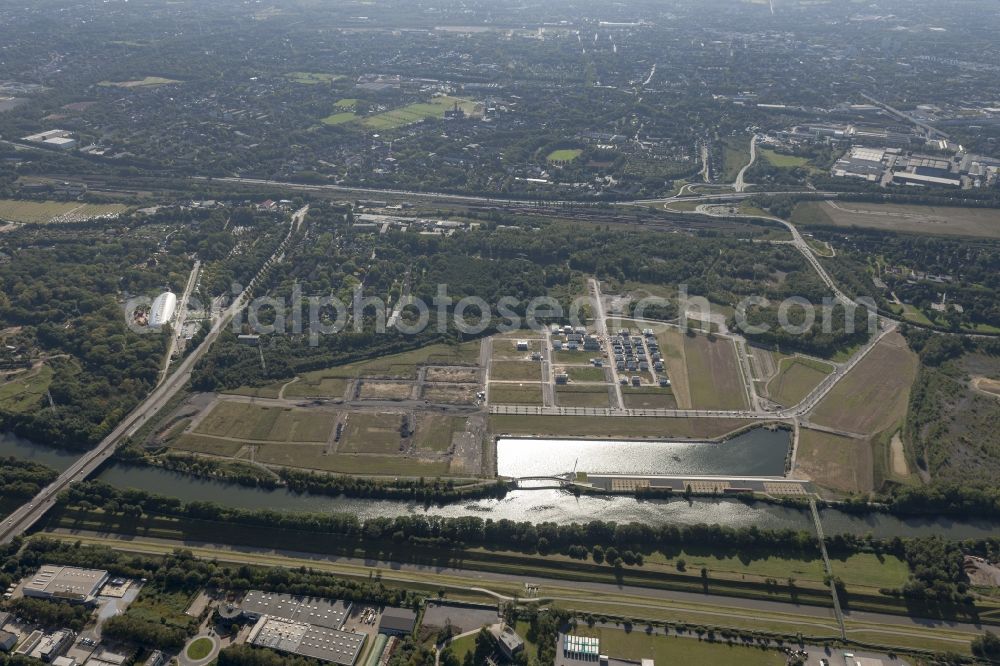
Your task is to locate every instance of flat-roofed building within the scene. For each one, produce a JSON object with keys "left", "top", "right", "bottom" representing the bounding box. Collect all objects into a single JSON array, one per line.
[
  {"left": 377, "top": 607, "right": 417, "bottom": 636},
  {"left": 22, "top": 566, "right": 109, "bottom": 604},
  {"left": 241, "top": 591, "right": 351, "bottom": 630},
  {"left": 247, "top": 616, "right": 365, "bottom": 666}
]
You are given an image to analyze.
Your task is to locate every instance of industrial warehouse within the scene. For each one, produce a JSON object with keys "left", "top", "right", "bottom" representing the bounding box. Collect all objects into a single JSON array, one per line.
[
  {"left": 21, "top": 566, "right": 109, "bottom": 605},
  {"left": 240, "top": 592, "right": 366, "bottom": 665}
]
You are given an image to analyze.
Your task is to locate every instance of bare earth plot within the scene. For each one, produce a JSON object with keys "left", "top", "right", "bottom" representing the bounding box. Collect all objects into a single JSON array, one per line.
[
  {"left": 765, "top": 356, "right": 833, "bottom": 407},
  {"left": 421, "top": 384, "right": 478, "bottom": 404},
  {"left": 792, "top": 201, "right": 1000, "bottom": 239},
  {"left": 490, "top": 361, "right": 542, "bottom": 382},
  {"left": 810, "top": 331, "right": 918, "bottom": 435},
  {"left": 488, "top": 382, "right": 543, "bottom": 405},
  {"left": 795, "top": 429, "right": 873, "bottom": 494}
]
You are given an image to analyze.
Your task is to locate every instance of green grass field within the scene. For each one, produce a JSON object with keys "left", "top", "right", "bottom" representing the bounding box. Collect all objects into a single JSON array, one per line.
[
  {"left": 321, "top": 112, "right": 356, "bottom": 125},
  {"left": 362, "top": 96, "right": 477, "bottom": 130},
  {"left": 411, "top": 414, "right": 464, "bottom": 452},
  {"left": 760, "top": 149, "right": 811, "bottom": 169},
  {"left": 253, "top": 444, "right": 451, "bottom": 476},
  {"left": 547, "top": 148, "right": 583, "bottom": 163},
  {"left": 765, "top": 356, "right": 833, "bottom": 407},
  {"left": 683, "top": 334, "right": 748, "bottom": 410},
  {"left": 0, "top": 365, "right": 53, "bottom": 412},
  {"left": 169, "top": 434, "right": 246, "bottom": 457},
  {"left": 489, "top": 382, "right": 544, "bottom": 405},
  {"left": 341, "top": 412, "right": 403, "bottom": 454},
  {"left": 622, "top": 386, "right": 677, "bottom": 409},
  {"left": 193, "top": 402, "right": 334, "bottom": 443},
  {"left": 721, "top": 136, "right": 752, "bottom": 182},
  {"left": 811, "top": 332, "right": 917, "bottom": 436},
  {"left": 185, "top": 637, "right": 214, "bottom": 660}
]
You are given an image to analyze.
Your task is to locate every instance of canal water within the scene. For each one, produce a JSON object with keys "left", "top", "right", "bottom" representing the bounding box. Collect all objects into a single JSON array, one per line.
[
  {"left": 4, "top": 431, "right": 1000, "bottom": 539},
  {"left": 496, "top": 428, "right": 790, "bottom": 478}
]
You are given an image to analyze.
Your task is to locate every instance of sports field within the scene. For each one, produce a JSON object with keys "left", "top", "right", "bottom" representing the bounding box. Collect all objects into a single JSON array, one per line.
[
  {"left": 765, "top": 356, "right": 833, "bottom": 407},
  {"left": 792, "top": 201, "right": 1000, "bottom": 239},
  {"left": 795, "top": 429, "right": 873, "bottom": 494},
  {"left": 362, "top": 96, "right": 477, "bottom": 130},
  {"left": 546, "top": 148, "right": 583, "bottom": 163},
  {"left": 0, "top": 200, "right": 127, "bottom": 224}
]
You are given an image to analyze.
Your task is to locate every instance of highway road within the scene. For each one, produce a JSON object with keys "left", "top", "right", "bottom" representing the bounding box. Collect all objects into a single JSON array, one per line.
[
  {"left": 733, "top": 134, "right": 758, "bottom": 193},
  {"left": 0, "top": 206, "right": 308, "bottom": 546}
]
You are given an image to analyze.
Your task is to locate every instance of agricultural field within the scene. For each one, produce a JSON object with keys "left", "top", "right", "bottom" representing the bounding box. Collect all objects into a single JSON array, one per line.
[
  {"left": 0, "top": 199, "right": 127, "bottom": 224},
  {"left": 795, "top": 428, "right": 873, "bottom": 494},
  {"left": 361, "top": 96, "right": 478, "bottom": 130},
  {"left": 98, "top": 76, "right": 181, "bottom": 87},
  {"left": 546, "top": 148, "right": 583, "bottom": 163},
  {"left": 490, "top": 415, "right": 755, "bottom": 440},
  {"left": 765, "top": 356, "right": 833, "bottom": 407},
  {"left": 811, "top": 331, "right": 918, "bottom": 436},
  {"left": 488, "top": 382, "right": 543, "bottom": 405},
  {"left": 192, "top": 401, "right": 334, "bottom": 442},
  {"left": 791, "top": 201, "right": 1000, "bottom": 239},
  {"left": 0, "top": 364, "right": 53, "bottom": 413},
  {"left": 555, "top": 385, "right": 612, "bottom": 408},
  {"left": 681, "top": 333, "right": 748, "bottom": 410}
]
